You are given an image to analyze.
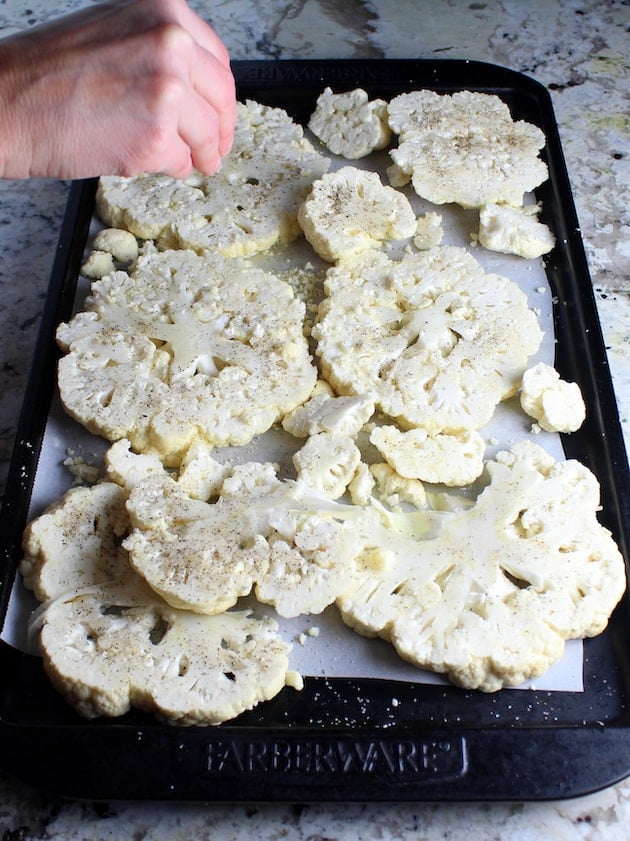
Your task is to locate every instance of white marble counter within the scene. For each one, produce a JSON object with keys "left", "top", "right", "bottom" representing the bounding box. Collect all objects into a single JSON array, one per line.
[{"left": 1, "top": 0, "right": 628, "bottom": 837}]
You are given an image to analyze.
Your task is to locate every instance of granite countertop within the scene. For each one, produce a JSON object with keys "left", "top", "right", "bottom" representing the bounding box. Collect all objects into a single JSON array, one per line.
[{"left": 1, "top": 0, "right": 628, "bottom": 837}]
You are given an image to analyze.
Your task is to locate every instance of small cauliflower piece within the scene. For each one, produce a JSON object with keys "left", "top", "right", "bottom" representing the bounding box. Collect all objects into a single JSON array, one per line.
[
  {"left": 478, "top": 203, "right": 555, "bottom": 259},
  {"left": 370, "top": 462, "right": 427, "bottom": 509},
  {"left": 414, "top": 212, "right": 443, "bottom": 250},
  {"left": 338, "top": 441, "right": 627, "bottom": 691},
  {"left": 80, "top": 250, "right": 116, "bottom": 280},
  {"left": 292, "top": 432, "right": 361, "bottom": 499},
  {"left": 313, "top": 246, "right": 543, "bottom": 433},
  {"left": 39, "top": 581, "right": 291, "bottom": 725},
  {"left": 348, "top": 461, "right": 376, "bottom": 507},
  {"left": 104, "top": 439, "right": 166, "bottom": 491},
  {"left": 92, "top": 227, "right": 139, "bottom": 264},
  {"left": 283, "top": 391, "right": 375, "bottom": 438},
  {"left": 56, "top": 248, "right": 316, "bottom": 465},
  {"left": 177, "top": 441, "right": 232, "bottom": 501},
  {"left": 20, "top": 482, "right": 131, "bottom": 602},
  {"left": 97, "top": 100, "right": 329, "bottom": 258},
  {"left": 387, "top": 90, "right": 548, "bottom": 208},
  {"left": 308, "top": 87, "right": 391, "bottom": 159},
  {"left": 370, "top": 425, "right": 485, "bottom": 487},
  {"left": 297, "top": 166, "right": 417, "bottom": 263},
  {"left": 520, "top": 362, "right": 586, "bottom": 433}
]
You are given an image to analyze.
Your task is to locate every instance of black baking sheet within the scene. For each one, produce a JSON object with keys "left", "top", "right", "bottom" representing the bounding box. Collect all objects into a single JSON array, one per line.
[{"left": 0, "top": 59, "right": 629, "bottom": 802}]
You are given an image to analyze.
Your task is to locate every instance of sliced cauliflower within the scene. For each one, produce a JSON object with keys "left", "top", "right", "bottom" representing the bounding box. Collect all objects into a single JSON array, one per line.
[
  {"left": 520, "top": 362, "right": 586, "bottom": 433},
  {"left": 292, "top": 432, "right": 361, "bottom": 499},
  {"left": 124, "top": 468, "right": 360, "bottom": 618},
  {"left": 370, "top": 425, "right": 485, "bottom": 487},
  {"left": 308, "top": 87, "right": 391, "bottom": 159},
  {"left": 387, "top": 90, "right": 548, "bottom": 208},
  {"left": 38, "top": 581, "right": 291, "bottom": 725},
  {"left": 96, "top": 100, "right": 329, "bottom": 258},
  {"left": 414, "top": 212, "right": 443, "bottom": 250},
  {"left": 297, "top": 167, "right": 417, "bottom": 263},
  {"left": 369, "top": 462, "right": 427, "bottom": 510},
  {"left": 313, "top": 246, "right": 543, "bottom": 433},
  {"left": 338, "top": 441, "right": 627, "bottom": 691},
  {"left": 56, "top": 248, "right": 316, "bottom": 465},
  {"left": 478, "top": 203, "right": 555, "bottom": 259},
  {"left": 282, "top": 390, "right": 375, "bottom": 438},
  {"left": 20, "top": 482, "right": 131, "bottom": 602}
]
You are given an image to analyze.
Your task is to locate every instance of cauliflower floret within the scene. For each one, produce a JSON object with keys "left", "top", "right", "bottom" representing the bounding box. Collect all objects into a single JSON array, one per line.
[
  {"left": 91, "top": 227, "right": 139, "bottom": 264},
  {"left": 338, "top": 441, "right": 627, "bottom": 691},
  {"left": 478, "top": 203, "right": 555, "bottom": 259},
  {"left": 124, "top": 469, "right": 360, "bottom": 618},
  {"left": 387, "top": 90, "right": 548, "bottom": 208},
  {"left": 520, "top": 362, "right": 586, "bottom": 433},
  {"left": 20, "top": 482, "right": 131, "bottom": 602},
  {"left": 370, "top": 462, "right": 427, "bottom": 510},
  {"left": 177, "top": 441, "right": 232, "bottom": 501},
  {"left": 348, "top": 461, "right": 376, "bottom": 507},
  {"left": 38, "top": 581, "right": 291, "bottom": 725},
  {"left": 308, "top": 87, "right": 391, "bottom": 159},
  {"left": 370, "top": 425, "right": 485, "bottom": 487},
  {"left": 292, "top": 432, "right": 361, "bottom": 499},
  {"left": 56, "top": 248, "right": 316, "bottom": 465},
  {"left": 282, "top": 391, "right": 375, "bottom": 438},
  {"left": 104, "top": 439, "right": 166, "bottom": 491},
  {"left": 97, "top": 100, "right": 329, "bottom": 258},
  {"left": 80, "top": 250, "right": 116, "bottom": 280},
  {"left": 297, "top": 166, "right": 417, "bottom": 263},
  {"left": 313, "top": 246, "right": 543, "bottom": 433},
  {"left": 414, "top": 212, "right": 443, "bottom": 250}
]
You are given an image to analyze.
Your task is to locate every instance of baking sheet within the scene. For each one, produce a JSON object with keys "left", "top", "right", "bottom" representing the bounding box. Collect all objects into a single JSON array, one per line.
[
  {"left": 1, "top": 59, "right": 628, "bottom": 802},
  {"left": 0, "top": 166, "right": 584, "bottom": 691}
]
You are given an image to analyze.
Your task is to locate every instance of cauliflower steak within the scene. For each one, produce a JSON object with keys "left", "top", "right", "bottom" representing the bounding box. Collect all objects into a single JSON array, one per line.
[{"left": 56, "top": 248, "right": 317, "bottom": 465}]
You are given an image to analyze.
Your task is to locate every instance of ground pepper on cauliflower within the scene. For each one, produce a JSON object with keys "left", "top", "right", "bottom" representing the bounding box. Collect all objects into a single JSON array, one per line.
[
  {"left": 312, "top": 245, "right": 543, "bottom": 434},
  {"left": 56, "top": 248, "right": 317, "bottom": 466}
]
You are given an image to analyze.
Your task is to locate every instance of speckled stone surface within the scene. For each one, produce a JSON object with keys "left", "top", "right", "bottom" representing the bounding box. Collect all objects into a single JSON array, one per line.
[{"left": 1, "top": 0, "right": 629, "bottom": 837}]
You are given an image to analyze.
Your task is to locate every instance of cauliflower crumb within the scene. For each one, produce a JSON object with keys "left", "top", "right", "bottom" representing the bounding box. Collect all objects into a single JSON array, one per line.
[
  {"left": 520, "top": 362, "right": 586, "bottom": 433},
  {"left": 370, "top": 462, "right": 427, "bottom": 510},
  {"left": 63, "top": 454, "right": 101, "bottom": 485}
]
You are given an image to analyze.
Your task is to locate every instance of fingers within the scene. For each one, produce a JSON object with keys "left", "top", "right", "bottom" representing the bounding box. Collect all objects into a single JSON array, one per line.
[{"left": 185, "top": 44, "right": 236, "bottom": 159}]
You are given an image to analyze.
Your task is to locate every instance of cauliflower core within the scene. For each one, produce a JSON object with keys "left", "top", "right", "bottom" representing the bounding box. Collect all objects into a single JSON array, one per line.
[
  {"left": 387, "top": 90, "right": 548, "bottom": 208},
  {"left": 313, "top": 245, "right": 543, "bottom": 433},
  {"left": 298, "top": 166, "right": 417, "bottom": 263},
  {"left": 338, "top": 442, "right": 627, "bottom": 691},
  {"left": 56, "top": 248, "right": 316, "bottom": 465},
  {"left": 308, "top": 87, "right": 391, "bottom": 159},
  {"left": 96, "top": 100, "right": 329, "bottom": 258}
]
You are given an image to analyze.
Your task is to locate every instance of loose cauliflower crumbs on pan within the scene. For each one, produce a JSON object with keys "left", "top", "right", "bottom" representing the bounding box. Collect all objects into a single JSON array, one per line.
[{"left": 19, "top": 90, "right": 626, "bottom": 724}]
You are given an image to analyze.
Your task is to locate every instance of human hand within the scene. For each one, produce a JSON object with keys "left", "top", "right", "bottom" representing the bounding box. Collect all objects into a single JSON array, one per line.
[{"left": 0, "top": 0, "right": 236, "bottom": 179}]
